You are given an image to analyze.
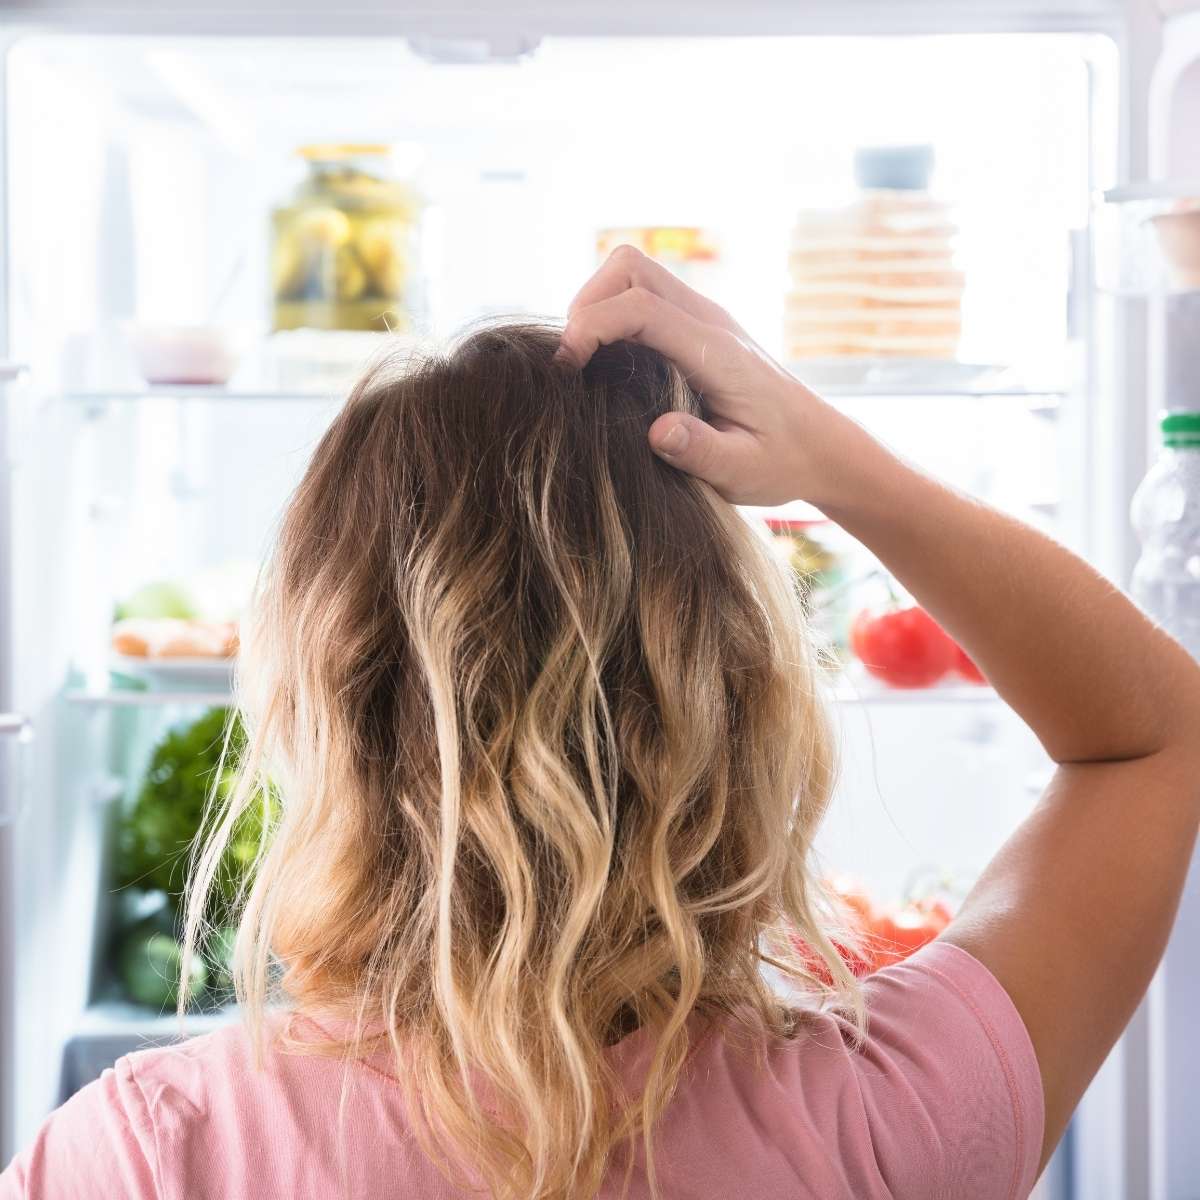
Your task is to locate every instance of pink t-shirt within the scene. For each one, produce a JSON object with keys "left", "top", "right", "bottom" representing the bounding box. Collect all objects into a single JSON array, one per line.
[{"left": 0, "top": 942, "right": 1043, "bottom": 1199}]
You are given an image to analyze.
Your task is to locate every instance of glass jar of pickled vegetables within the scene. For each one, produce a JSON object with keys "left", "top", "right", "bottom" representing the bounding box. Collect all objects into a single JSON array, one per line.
[
  {"left": 270, "top": 144, "right": 423, "bottom": 333},
  {"left": 765, "top": 517, "right": 851, "bottom": 655}
]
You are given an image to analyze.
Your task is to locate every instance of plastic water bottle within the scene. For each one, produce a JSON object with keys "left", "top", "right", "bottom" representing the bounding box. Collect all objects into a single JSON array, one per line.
[{"left": 1131, "top": 412, "right": 1200, "bottom": 661}]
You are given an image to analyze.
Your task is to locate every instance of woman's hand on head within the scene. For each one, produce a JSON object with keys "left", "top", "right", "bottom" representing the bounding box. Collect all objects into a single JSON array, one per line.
[{"left": 558, "top": 245, "right": 848, "bottom": 509}]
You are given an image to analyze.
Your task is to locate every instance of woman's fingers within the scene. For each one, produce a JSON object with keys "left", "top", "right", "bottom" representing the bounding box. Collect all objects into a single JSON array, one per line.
[
  {"left": 557, "top": 286, "right": 745, "bottom": 402},
  {"left": 559, "top": 249, "right": 816, "bottom": 507},
  {"left": 566, "top": 244, "right": 740, "bottom": 334}
]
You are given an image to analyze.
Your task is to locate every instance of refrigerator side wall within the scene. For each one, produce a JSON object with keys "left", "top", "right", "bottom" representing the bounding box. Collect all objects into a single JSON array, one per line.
[
  {"left": 0, "top": 30, "right": 95, "bottom": 1162},
  {"left": 0, "top": 29, "right": 15, "bottom": 1167}
]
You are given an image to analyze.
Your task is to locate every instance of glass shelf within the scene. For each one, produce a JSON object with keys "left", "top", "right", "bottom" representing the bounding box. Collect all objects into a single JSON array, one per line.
[
  {"left": 805, "top": 380, "right": 1064, "bottom": 403},
  {"left": 72, "top": 999, "right": 237, "bottom": 1040},
  {"left": 57, "top": 386, "right": 340, "bottom": 405},
  {"left": 784, "top": 360, "right": 1066, "bottom": 401},
  {"left": 66, "top": 681, "right": 1002, "bottom": 709},
  {"left": 830, "top": 681, "right": 1001, "bottom": 705},
  {"left": 56, "top": 381, "right": 1064, "bottom": 406}
]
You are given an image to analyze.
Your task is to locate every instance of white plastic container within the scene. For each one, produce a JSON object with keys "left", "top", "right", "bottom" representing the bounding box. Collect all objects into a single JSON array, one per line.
[{"left": 126, "top": 324, "right": 247, "bottom": 386}]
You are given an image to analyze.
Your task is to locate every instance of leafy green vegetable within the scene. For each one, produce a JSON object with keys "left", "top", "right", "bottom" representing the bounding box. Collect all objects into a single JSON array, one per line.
[
  {"left": 206, "top": 924, "right": 239, "bottom": 1002},
  {"left": 114, "top": 579, "right": 197, "bottom": 621},
  {"left": 115, "top": 707, "right": 274, "bottom": 926},
  {"left": 117, "top": 918, "right": 209, "bottom": 1009}
]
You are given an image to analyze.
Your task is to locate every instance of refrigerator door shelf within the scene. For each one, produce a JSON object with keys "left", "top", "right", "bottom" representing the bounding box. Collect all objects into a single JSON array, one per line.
[{"left": 0, "top": 714, "right": 33, "bottom": 827}]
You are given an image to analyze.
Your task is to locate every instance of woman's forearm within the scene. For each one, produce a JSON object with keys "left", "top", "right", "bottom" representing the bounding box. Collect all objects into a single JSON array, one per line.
[{"left": 802, "top": 401, "right": 1200, "bottom": 765}]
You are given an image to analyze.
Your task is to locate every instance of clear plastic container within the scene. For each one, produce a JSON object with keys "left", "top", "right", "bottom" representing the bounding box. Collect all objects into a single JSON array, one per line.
[
  {"left": 270, "top": 144, "right": 423, "bottom": 333},
  {"left": 1131, "top": 411, "right": 1200, "bottom": 661}
]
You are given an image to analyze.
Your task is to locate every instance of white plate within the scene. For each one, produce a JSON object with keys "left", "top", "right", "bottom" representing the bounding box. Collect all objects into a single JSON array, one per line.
[
  {"left": 789, "top": 358, "right": 1011, "bottom": 395},
  {"left": 111, "top": 654, "right": 234, "bottom": 690}
]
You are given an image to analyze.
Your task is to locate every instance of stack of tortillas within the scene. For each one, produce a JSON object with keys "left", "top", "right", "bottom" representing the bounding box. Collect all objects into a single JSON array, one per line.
[{"left": 784, "top": 146, "right": 964, "bottom": 361}]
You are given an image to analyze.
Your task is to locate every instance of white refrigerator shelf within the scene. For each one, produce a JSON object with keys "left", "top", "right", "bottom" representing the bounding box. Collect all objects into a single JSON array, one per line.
[{"left": 65, "top": 689, "right": 234, "bottom": 708}]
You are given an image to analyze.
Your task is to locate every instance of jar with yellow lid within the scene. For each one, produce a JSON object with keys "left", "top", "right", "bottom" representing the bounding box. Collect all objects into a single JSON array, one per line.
[
  {"left": 270, "top": 144, "right": 423, "bottom": 333},
  {"left": 765, "top": 517, "right": 852, "bottom": 656}
]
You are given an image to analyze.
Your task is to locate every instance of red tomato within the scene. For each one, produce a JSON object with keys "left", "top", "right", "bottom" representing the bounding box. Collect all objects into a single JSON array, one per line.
[
  {"left": 953, "top": 644, "right": 987, "bottom": 684},
  {"left": 787, "top": 877, "right": 878, "bottom": 983},
  {"left": 789, "top": 932, "right": 876, "bottom": 984},
  {"left": 868, "top": 899, "right": 953, "bottom": 969},
  {"left": 850, "top": 605, "right": 957, "bottom": 688}
]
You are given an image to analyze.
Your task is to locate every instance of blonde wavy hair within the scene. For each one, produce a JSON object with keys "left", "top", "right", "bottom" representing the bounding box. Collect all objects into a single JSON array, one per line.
[{"left": 183, "top": 321, "right": 861, "bottom": 1199}]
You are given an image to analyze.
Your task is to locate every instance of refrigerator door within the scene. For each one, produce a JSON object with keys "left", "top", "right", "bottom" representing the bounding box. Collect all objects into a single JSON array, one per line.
[
  {"left": 1070, "top": 10, "right": 1200, "bottom": 1200},
  {"left": 0, "top": 714, "right": 32, "bottom": 1166},
  {"left": 1144, "top": 14, "right": 1200, "bottom": 1199}
]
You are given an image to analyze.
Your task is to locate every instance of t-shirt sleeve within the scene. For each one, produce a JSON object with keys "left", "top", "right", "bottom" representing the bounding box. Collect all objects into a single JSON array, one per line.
[
  {"left": 856, "top": 939, "right": 1045, "bottom": 1200},
  {"left": 0, "top": 1057, "right": 159, "bottom": 1200}
]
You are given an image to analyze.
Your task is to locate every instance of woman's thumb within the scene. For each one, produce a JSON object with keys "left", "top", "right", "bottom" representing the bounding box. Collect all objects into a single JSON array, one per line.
[{"left": 648, "top": 413, "right": 731, "bottom": 490}]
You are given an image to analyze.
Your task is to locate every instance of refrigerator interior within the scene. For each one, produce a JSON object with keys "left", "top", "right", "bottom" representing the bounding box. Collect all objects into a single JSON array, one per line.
[{"left": 4, "top": 29, "right": 1118, "bottom": 1190}]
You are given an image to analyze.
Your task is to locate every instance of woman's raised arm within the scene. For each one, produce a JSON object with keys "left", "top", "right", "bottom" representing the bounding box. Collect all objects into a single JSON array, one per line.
[{"left": 559, "top": 245, "right": 1200, "bottom": 1170}]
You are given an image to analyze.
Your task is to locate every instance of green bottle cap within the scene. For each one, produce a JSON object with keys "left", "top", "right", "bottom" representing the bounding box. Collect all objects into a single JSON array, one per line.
[{"left": 1161, "top": 412, "right": 1200, "bottom": 448}]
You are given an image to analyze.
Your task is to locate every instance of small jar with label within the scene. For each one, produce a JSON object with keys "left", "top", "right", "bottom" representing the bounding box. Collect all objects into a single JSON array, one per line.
[{"left": 595, "top": 227, "right": 720, "bottom": 294}]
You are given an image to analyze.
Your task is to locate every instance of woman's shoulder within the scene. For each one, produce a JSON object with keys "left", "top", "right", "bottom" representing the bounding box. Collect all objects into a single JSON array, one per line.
[
  {"left": 120, "top": 1012, "right": 347, "bottom": 1126},
  {"left": 121, "top": 1019, "right": 258, "bottom": 1105},
  {"left": 645, "top": 940, "right": 1044, "bottom": 1200},
  {"left": 26, "top": 1015, "right": 407, "bottom": 1200},
  {"left": 0, "top": 1043, "right": 168, "bottom": 1199}
]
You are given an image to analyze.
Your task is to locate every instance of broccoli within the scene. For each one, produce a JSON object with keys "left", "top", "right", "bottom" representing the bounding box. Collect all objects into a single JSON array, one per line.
[{"left": 115, "top": 707, "right": 275, "bottom": 926}]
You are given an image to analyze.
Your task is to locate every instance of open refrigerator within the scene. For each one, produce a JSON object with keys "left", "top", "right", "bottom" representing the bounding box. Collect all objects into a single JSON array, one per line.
[{"left": 1, "top": 3, "right": 1199, "bottom": 1197}]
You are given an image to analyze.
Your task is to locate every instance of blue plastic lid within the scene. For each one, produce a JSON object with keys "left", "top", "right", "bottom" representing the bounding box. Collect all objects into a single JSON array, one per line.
[{"left": 854, "top": 145, "right": 935, "bottom": 191}]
